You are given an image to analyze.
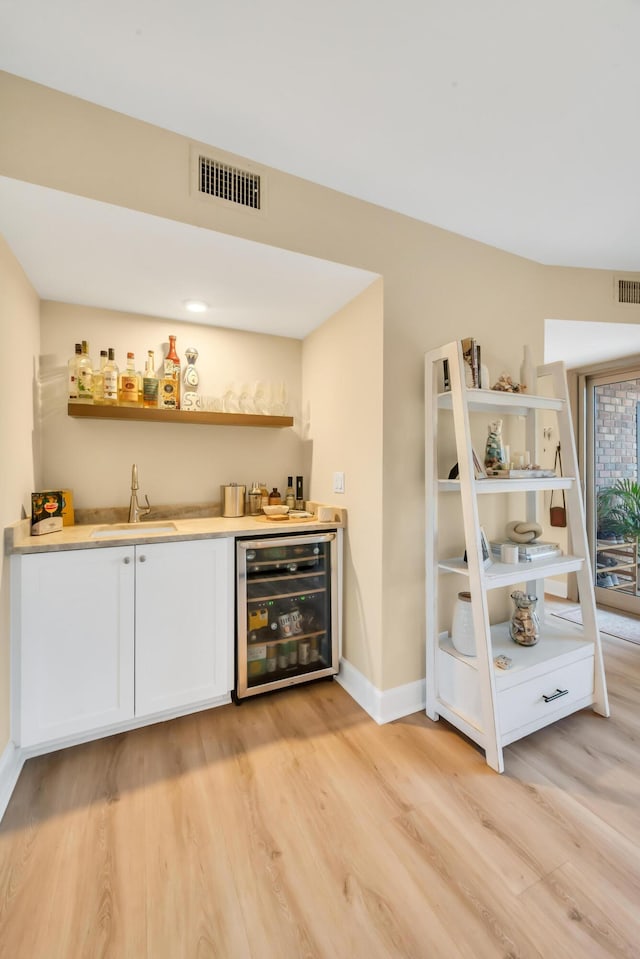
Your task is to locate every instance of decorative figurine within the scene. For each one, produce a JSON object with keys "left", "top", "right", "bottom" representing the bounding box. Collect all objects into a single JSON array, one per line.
[
  {"left": 491, "top": 373, "right": 525, "bottom": 393},
  {"left": 505, "top": 520, "right": 543, "bottom": 543}
]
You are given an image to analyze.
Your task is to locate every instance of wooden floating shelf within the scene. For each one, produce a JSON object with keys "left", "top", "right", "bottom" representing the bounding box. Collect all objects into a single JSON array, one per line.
[{"left": 68, "top": 403, "right": 294, "bottom": 429}]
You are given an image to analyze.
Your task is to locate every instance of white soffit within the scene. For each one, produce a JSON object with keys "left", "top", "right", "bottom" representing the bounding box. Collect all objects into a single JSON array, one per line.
[
  {"left": 545, "top": 318, "right": 640, "bottom": 368},
  {"left": 0, "top": 178, "right": 379, "bottom": 338}
]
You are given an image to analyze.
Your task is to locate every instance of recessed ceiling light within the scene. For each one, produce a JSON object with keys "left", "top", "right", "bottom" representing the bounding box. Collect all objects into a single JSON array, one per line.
[{"left": 183, "top": 299, "right": 209, "bottom": 313}]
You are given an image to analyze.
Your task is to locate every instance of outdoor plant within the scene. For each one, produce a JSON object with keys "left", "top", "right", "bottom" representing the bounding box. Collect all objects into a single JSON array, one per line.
[{"left": 597, "top": 479, "right": 640, "bottom": 543}]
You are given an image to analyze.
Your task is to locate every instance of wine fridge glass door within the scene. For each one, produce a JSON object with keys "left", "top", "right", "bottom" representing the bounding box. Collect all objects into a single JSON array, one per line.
[{"left": 235, "top": 532, "right": 339, "bottom": 699}]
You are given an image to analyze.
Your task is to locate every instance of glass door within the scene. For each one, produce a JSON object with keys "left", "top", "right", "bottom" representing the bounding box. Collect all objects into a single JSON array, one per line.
[
  {"left": 235, "top": 532, "right": 339, "bottom": 699},
  {"left": 584, "top": 366, "right": 640, "bottom": 615}
]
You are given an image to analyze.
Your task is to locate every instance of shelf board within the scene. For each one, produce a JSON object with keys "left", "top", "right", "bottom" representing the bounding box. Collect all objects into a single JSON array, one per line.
[
  {"left": 68, "top": 403, "right": 294, "bottom": 428},
  {"left": 437, "top": 388, "right": 564, "bottom": 415},
  {"left": 439, "top": 477, "right": 574, "bottom": 493},
  {"left": 439, "top": 554, "right": 584, "bottom": 588},
  {"left": 439, "top": 620, "right": 593, "bottom": 687}
]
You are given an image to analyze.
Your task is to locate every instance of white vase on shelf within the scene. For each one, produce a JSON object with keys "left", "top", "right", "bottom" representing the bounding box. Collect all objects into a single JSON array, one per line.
[{"left": 520, "top": 345, "right": 536, "bottom": 394}]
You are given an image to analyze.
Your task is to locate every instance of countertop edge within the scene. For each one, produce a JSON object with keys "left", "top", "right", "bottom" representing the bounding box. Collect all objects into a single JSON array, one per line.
[{"left": 5, "top": 510, "right": 345, "bottom": 556}]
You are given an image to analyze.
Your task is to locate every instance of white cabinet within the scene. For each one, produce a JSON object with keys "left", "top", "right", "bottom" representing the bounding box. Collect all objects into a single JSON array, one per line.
[
  {"left": 12, "top": 537, "right": 233, "bottom": 750},
  {"left": 13, "top": 546, "right": 135, "bottom": 747},
  {"left": 424, "top": 341, "right": 609, "bottom": 772},
  {"left": 135, "top": 539, "right": 232, "bottom": 716}
]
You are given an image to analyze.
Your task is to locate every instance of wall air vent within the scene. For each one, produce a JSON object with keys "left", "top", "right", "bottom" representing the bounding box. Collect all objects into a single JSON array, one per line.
[
  {"left": 198, "top": 154, "right": 261, "bottom": 210},
  {"left": 615, "top": 276, "right": 640, "bottom": 306}
]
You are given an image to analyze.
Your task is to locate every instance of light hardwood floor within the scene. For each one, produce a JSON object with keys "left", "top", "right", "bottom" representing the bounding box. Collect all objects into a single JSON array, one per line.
[{"left": 1, "top": 631, "right": 639, "bottom": 958}]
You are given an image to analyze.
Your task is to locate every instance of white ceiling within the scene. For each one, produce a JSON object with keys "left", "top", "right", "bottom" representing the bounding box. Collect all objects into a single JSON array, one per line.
[
  {"left": 1, "top": 1, "right": 640, "bottom": 306},
  {"left": 0, "top": 177, "right": 378, "bottom": 338}
]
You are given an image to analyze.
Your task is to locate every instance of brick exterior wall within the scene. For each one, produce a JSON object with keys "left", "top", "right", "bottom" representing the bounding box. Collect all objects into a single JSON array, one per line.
[{"left": 594, "top": 379, "right": 640, "bottom": 493}]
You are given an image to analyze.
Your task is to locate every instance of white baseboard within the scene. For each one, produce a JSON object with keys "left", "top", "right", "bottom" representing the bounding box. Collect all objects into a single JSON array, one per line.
[
  {"left": 336, "top": 658, "right": 425, "bottom": 724},
  {"left": 0, "top": 741, "right": 25, "bottom": 823}
]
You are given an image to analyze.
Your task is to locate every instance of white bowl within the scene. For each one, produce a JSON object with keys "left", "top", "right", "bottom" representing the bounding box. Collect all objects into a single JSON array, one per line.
[{"left": 263, "top": 505, "right": 289, "bottom": 516}]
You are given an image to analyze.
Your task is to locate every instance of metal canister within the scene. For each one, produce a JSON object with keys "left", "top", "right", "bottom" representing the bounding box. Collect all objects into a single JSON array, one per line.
[{"left": 221, "top": 484, "right": 246, "bottom": 517}]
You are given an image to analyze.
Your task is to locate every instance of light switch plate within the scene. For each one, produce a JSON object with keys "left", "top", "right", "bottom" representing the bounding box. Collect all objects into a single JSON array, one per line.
[{"left": 333, "top": 471, "right": 345, "bottom": 494}]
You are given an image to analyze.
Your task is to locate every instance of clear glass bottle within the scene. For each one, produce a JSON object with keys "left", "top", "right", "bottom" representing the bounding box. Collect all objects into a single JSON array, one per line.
[
  {"left": 285, "top": 476, "right": 295, "bottom": 510},
  {"left": 92, "top": 349, "right": 108, "bottom": 405},
  {"left": 68, "top": 343, "right": 81, "bottom": 400},
  {"left": 484, "top": 419, "right": 506, "bottom": 470},
  {"left": 248, "top": 482, "right": 262, "bottom": 515},
  {"left": 103, "top": 348, "right": 119, "bottom": 406},
  {"left": 119, "top": 352, "right": 142, "bottom": 407},
  {"left": 509, "top": 591, "right": 540, "bottom": 646},
  {"left": 142, "top": 350, "right": 159, "bottom": 409},
  {"left": 76, "top": 340, "right": 94, "bottom": 402}
]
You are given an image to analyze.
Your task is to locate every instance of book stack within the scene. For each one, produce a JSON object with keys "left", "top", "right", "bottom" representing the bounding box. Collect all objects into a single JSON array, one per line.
[
  {"left": 441, "top": 338, "right": 484, "bottom": 391},
  {"left": 461, "top": 337, "right": 481, "bottom": 388},
  {"left": 490, "top": 540, "right": 561, "bottom": 563}
]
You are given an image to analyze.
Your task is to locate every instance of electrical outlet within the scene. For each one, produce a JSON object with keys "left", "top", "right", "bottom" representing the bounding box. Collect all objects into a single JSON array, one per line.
[{"left": 333, "top": 471, "right": 345, "bottom": 494}]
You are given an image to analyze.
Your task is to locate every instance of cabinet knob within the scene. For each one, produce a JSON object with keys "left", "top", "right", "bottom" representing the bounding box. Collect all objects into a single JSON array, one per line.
[
  {"left": 139, "top": 555, "right": 147, "bottom": 563},
  {"left": 123, "top": 556, "right": 131, "bottom": 565}
]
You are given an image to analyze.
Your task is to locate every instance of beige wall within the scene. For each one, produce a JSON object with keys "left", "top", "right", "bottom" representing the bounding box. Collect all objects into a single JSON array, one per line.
[
  {"left": 3, "top": 71, "right": 639, "bottom": 708},
  {"left": 542, "top": 266, "right": 634, "bottom": 325},
  {"left": 302, "top": 279, "right": 384, "bottom": 684},
  {"left": 0, "top": 237, "right": 40, "bottom": 751},
  {"left": 380, "top": 226, "right": 545, "bottom": 687},
  {"left": 40, "top": 302, "right": 303, "bottom": 508}
]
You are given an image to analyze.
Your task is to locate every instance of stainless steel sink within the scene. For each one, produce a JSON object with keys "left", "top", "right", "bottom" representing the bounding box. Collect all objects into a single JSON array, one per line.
[{"left": 90, "top": 521, "right": 178, "bottom": 538}]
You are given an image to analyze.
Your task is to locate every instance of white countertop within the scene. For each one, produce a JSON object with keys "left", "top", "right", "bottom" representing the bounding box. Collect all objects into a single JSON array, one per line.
[{"left": 6, "top": 509, "right": 345, "bottom": 555}]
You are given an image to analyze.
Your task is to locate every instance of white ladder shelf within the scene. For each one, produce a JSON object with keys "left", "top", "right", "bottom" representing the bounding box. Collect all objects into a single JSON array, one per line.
[{"left": 424, "top": 341, "right": 609, "bottom": 772}]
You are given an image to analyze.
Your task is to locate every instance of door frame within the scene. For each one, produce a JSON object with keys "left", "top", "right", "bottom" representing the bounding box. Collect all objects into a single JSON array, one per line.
[{"left": 576, "top": 355, "right": 640, "bottom": 615}]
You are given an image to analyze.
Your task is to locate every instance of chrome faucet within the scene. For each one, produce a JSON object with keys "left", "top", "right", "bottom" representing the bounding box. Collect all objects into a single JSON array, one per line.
[{"left": 128, "top": 463, "right": 151, "bottom": 523}]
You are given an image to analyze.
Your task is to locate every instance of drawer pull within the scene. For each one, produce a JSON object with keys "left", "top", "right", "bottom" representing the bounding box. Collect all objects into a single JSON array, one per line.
[{"left": 542, "top": 688, "right": 569, "bottom": 703}]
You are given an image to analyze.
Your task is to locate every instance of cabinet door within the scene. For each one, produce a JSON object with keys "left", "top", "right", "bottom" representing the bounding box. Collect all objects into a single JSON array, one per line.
[
  {"left": 134, "top": 538, "right": 232, "bottom": 716},
  {"left": 15, "top": 547, "right": 135, "bottom": 747}
]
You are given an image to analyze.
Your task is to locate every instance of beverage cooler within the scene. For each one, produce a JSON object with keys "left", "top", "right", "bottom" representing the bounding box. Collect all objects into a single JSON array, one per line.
[{"left": 235, "top": 532, "right": 339, "bottom": 699}]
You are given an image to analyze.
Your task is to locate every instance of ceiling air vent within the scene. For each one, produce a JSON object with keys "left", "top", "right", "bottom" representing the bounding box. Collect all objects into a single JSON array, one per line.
[
  {"left": 615, "top": 276, "right": 640, "bottom": 306},
  {"left": 198, "top": 154, "right": 261, "bottom": 210}
]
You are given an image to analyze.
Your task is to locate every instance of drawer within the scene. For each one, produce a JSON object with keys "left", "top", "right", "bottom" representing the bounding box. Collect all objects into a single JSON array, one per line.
[{"left": 498, "top": 654, "right": 594, "bottom": 737}]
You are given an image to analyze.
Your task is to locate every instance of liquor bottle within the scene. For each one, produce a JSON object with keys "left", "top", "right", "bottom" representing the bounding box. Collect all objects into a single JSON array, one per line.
[
  {"left": 268, "top": 487, "right": 282, "bottom": 505},
  {"left": 295, "top": 475, "right": 304, "bottom": 511},
  {"left": 259, "top": 482, "right": 269, "bottom": 511},
  {"left": 159, "top": 335, "right": 181, "bottom": 409},
  {"left": 92, "top": 350, "right": 108, "bottom": 405},
  {"left": 103, "top": 348, "right": 119, "bottom": 405},
  {"left": 248, "top": 482, "right": 262, "bottom": 515},
  {"left": 285, "top": 477, "right": 295, "bottom": 510},
  {"left": 76, "top": 340, "right": 94, "bottom": 402},
  {"left": 68, "top": 343, "right": 81, "bottom": 400},
  {"left": 118, "top": 352, "right": 142, "bottom": 407},
  {"left": 142, "top": 350, "right": 159, "bottom": 409}
]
